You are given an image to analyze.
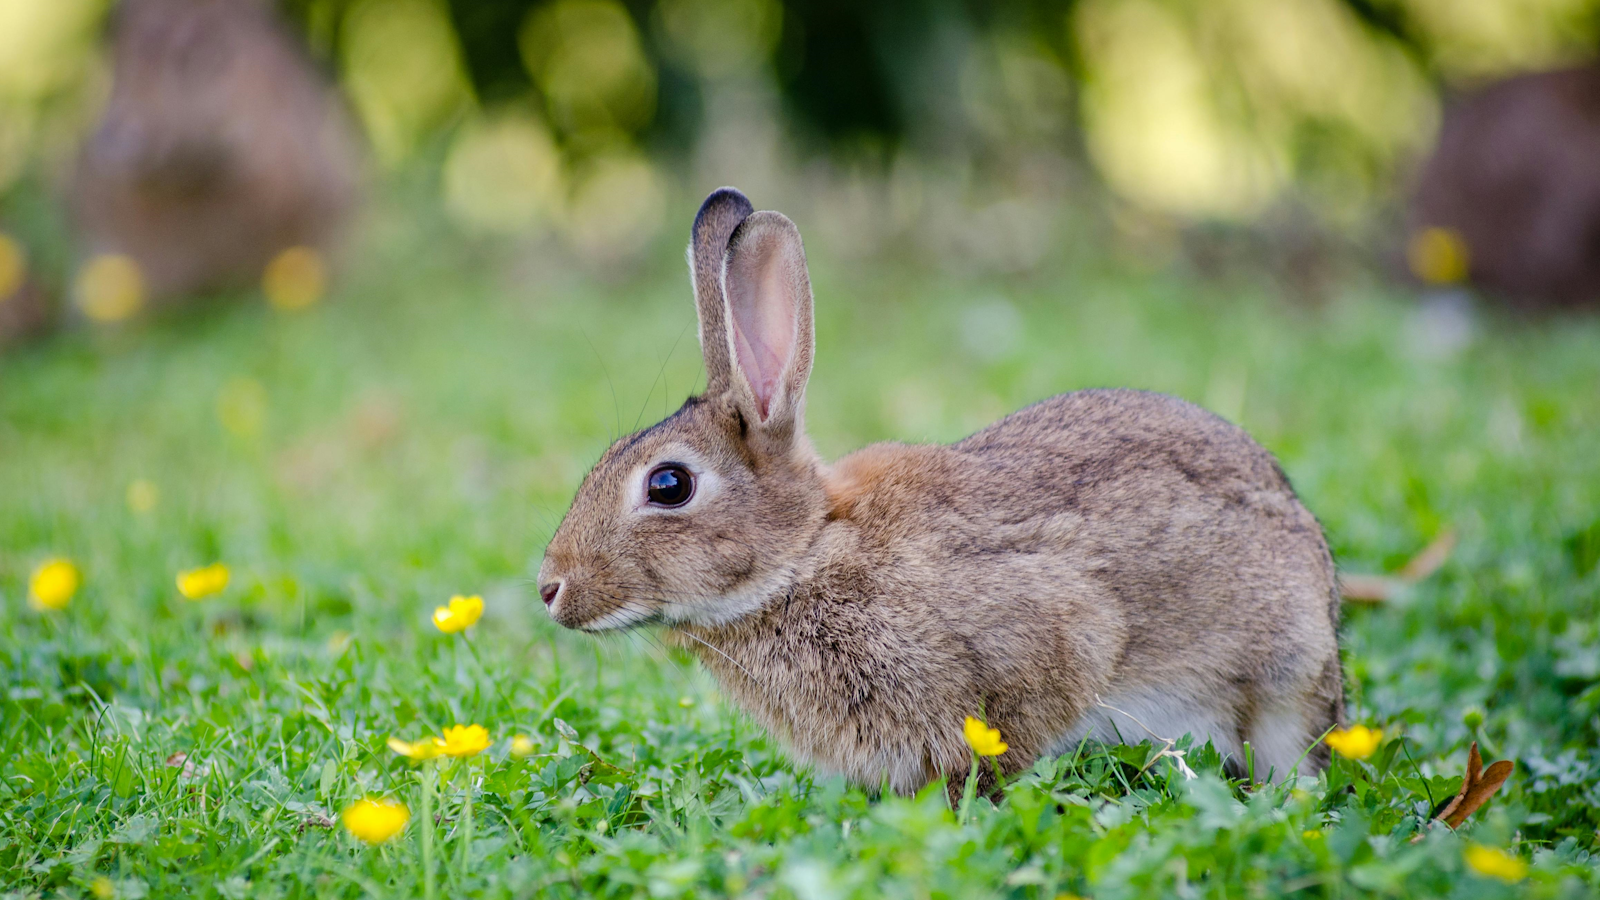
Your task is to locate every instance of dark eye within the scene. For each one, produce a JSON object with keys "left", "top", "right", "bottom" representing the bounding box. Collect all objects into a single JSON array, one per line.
[{"left": 646, "top": 464, "right": 695, "bottom": 507}]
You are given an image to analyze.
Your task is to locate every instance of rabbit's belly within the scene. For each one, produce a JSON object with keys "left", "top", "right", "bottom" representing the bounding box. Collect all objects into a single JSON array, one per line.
[{"left": 1048, "top": 689, "right": 1243, "bottom": 762}]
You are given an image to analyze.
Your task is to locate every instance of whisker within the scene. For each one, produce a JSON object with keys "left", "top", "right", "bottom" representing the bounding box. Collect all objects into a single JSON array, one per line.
[{"left": 674, "top": 628, "right": 759, "bottom": 685}]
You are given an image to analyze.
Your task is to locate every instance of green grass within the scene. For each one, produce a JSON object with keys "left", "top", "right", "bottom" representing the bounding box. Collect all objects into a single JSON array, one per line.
[{"left": 3, "top": 199, "right": 1599, "bottom": 899}]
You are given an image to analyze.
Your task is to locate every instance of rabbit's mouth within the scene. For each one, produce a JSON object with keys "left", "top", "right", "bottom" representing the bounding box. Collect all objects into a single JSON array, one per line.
[
  {"left": 543, "top": 580, "right": 662, "bottom": 632},
  {"left": 576, "top": 603, "right": 662, "bottom": 632}
]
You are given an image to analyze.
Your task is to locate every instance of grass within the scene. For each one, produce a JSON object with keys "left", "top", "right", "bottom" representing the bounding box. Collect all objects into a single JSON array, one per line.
[{"left": 2, "top": 196, "right": 1599, "bottom": 899}]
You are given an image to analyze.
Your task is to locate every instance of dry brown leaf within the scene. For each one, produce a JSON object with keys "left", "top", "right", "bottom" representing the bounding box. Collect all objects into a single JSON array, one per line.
[
  {"left": 1339, "top": 574, "right": 1402, "bottom": 603},
  {"left": 1341, "top": 529, "right": 1457, "bottom": 603},
  {"left": 1435, "top": 741, "right": 1514, "bottom": 829},
  {"left": 1400, "top": 529, "right": 1457, "bottom": 581}
]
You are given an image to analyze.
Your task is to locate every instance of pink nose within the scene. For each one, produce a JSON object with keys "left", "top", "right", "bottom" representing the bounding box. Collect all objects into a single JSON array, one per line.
[{"left": 539, "top": 581, "right": 561, "bottom": 606}]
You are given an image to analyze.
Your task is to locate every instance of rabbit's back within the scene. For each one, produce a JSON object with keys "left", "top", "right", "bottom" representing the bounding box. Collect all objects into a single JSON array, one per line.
[{"left": 951, "top": 388, "right": 1343, "bottom": 767}]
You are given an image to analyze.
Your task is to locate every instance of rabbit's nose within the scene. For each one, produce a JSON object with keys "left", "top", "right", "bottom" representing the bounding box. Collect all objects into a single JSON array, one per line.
[{"left": 539, "top": 580, "right": 563, "bottom": 606}]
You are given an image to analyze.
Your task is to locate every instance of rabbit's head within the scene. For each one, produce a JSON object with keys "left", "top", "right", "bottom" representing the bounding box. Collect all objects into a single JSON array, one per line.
[{"left": 539, "top": 189, "right": 828, "bottom": 631}]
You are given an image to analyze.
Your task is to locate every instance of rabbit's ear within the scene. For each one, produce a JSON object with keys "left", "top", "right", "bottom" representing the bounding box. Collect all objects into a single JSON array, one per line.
[
  {"left": 722, "top": 210, "right": 814, "bottom": 435},
  {"left": 689, "top": 187, "right": 753, "bottom": 394}
]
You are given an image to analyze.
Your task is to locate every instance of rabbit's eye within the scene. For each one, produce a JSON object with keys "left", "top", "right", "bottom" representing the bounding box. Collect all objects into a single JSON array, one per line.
[{"left": 646, "top": 464, "right": 695, "bottom": 508}]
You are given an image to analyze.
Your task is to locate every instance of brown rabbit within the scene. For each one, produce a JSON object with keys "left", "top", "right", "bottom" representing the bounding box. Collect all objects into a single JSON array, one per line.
[
  {"left": 71, "top": 0, "right": 361, "bottom": 304},
  {"left": 1408, "top": 64, "right": 1600, "bottom": 309},
  {"left": 538, "top": 188, "right": 1344, "bottom": 795}
]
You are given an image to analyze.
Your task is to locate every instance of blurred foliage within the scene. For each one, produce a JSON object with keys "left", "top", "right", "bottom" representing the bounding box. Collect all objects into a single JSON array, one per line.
[{"left": 4, "top": 0, "right": 1598, "bottom": 238}]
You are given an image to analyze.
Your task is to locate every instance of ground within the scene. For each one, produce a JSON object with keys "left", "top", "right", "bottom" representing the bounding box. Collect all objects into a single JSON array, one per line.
[{"left": 2, "top": 204, "right": 1599, "bottom": 899}]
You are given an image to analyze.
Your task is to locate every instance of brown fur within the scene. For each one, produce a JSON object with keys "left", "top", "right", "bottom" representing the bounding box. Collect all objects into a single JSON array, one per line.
[
  {"left": 71, "top": 0, "right": 361, "bottom": 303},
  {"left": 540, "top": 188, "right": 1344, "bottom": 795}
]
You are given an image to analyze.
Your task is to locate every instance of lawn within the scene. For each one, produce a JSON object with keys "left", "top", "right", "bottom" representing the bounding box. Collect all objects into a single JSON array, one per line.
[{"left": 3, "top": 196, "right": 1599, "bottom": 899}]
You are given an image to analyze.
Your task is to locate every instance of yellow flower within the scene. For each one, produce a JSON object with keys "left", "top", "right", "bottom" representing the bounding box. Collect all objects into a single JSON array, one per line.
[
  {"left": 1464, "top": 844, "right": 1528, "bottom": 883},
  {"left": 439, "top": 724, "right": 490, "bottom": 757},
  {"left": 341, "top": 797, "right": 410, "bottom": 844},
  {"left": 963, "top": 716, "right": 1008, "bottom": 757},
  {"left": 262, "top": 246, "right": 327, "bottom": 311},
  {"left": 29, "top": 558, "right": 80, "bottom": 611},
  {"left": 1325, "top": 724, "right": 1383, "bottom": 760},
  {"left": 432, "top": 594, "right": 484, "bottom": 633},
  {"left": 0, "top": 232, "right": 26, "bottom": 301},
  {"left": 1303, "top": 829, "right": 1322, "bottom": 839},
  {"left": 90, "top": 876, "right": 115, "bottom": 900},
  {"left": 176, "top": 563, "right": 230, "bottom": 600},
  {"left": 387, "top": 736, "right": 445, "bottom": 760},
  {"left": 510, "top": 735, "right": 536, "bottom": 757},
  {"left": 1408, "top": 226, "right": 1470, "bottom": 286}
]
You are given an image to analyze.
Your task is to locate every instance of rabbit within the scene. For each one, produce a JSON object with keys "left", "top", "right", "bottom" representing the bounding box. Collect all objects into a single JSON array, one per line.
[
  {"left": 1408, "top": 64, "right": 1600, "bottom": 309},
  {"left": 537, "top": 187, "right": 1345, "bottom": 796},
  {"left": 71, "top": 0, "right": 361, "bottom": 305}
]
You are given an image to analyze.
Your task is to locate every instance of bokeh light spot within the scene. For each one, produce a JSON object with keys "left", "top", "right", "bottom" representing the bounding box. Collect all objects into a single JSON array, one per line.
[
  {"left": 76, "top": 253, "right": 145, "bottom": 323},
  {"left": 562, "top": 150, "right": 666, "bottom": 261},
  {"left": 520, "top": 0, "right": 657, "bottom": 139},
  {"left": 656, "top": 0, "right": 782, "bottom": 80},
  {"left": 443, "top": 111, "right": 564, "bottom": 234},
  {"left": 0, "top": 0, "right": 102, "bottom": 100},
  {"left": 342, "top": 0, "right": 472, "bottom": 167},
  {"left": 263, "top": 246, "right": 328, "bottom": 312}
]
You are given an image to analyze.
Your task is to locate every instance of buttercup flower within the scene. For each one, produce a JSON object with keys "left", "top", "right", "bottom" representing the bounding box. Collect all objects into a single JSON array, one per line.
[
  {"left": 0, "top": 232, "right": 25, "bottom": 301},
  {"left": 510, "top": 735, "right": 536, "bottom": 757},
  {"left": 1464, "top": 844, "right": 1528, "bottom": 883},
  {"left": 432, "top": 594, "right": 484, "bottom": 633},
  {"left": 341, "top": 797, "right": 410, "bottom": 844},
  {"left": 29, "top": 558, "right": 80, "bottom": 611},
  {"left": 963, "top": 716, "right": 1008, "bottom": 757},
  {"left": 388, "top": 736, "right": 445, "bottom": 760},
  {"left": 1325, "top": 724, "right": 1383, "bottom": 760},
  {"left": 439, "top": 724, "right": 490, "bottom": 757},
  {"left": 177, "top": 563, "right": 230, "bottom": 600}
]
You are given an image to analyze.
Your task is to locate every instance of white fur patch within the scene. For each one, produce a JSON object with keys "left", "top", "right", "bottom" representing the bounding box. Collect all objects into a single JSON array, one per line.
[
  {"left": 1050, "top": 689, "right": 1243, "bottom": 764},
  {"left": 660, "top": 568, "right": 789, "bottom": 627},
  {"left": 579, "top": 603, "right": 656, "bottom": 632},
  {"left": 1240, "top": 700, "right": 1315, "bottom": 780}
]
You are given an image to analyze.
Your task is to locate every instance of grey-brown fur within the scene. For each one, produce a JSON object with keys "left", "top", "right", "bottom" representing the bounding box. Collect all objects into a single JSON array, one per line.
[
  {"left": 540, "top": 188, "right": 1344, "bottom": 795},
  {"left": 72, "top": 0, "right": 361, "bottom": 303}
]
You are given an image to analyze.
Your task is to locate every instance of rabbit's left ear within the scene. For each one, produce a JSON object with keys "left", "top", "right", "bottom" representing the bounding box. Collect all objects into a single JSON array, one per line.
[{"left": 721, "top": 210, "right": 814, "bottom": 440}]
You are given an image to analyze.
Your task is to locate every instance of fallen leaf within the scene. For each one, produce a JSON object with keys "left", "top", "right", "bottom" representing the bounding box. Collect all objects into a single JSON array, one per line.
[
  {"left": 1339, "top": 574, "right": 1401, "bottom": 603},
  {"left": 1342, "top": 529, "right": 1457, "bottom": 603},
  {"left": 1400, "top": 529, "right": 1457, "bottom": 581},
  {"left": 1436, "top": 741, "right": 1514, "bottom": 829}
]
